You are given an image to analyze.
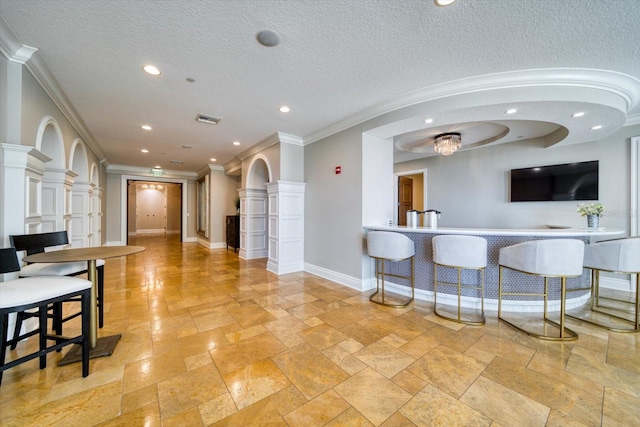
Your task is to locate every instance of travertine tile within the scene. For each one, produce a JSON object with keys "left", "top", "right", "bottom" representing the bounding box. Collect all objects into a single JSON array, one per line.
[
  {"left": 334, "top": 368, "right": 412, "bottom": 426},
  {"left": 3, "top": 235, "right": 640, "bottom": 427},
  {"left": 400, "top": 384, "right": 492, "bottom": 426},
  {"left": 222, "top": 359, "right": 290, "bottom": 410},
  {"left": 283, "top": 389, "right": 350, "bottom": 425},
  {"left": 460, "top": 376, "right": 550, "bottom": 427},
  {"left": 407, "top": 345, "right": 487, "bottom": 399},
  {"left": 273, "top": 343, "right": 349, "bottom": 399},
  {"left": 602, "top": 387, "right": 640, "bottom": 426},
  {"left": 354, "top": 340, "right": 416, "bottom": 378}
]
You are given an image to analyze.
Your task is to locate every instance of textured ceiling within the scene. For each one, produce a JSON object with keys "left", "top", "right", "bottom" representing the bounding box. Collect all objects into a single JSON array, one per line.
[{"left": 1, "top": 0, "right": 640, "bottom": 172}]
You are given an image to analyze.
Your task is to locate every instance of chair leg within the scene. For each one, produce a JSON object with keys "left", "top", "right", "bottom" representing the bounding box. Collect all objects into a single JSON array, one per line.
[
  {"left": 0, "top": 313, "right": 8, "bottom": 385},
  {"left": 81, "top": 291, "right": 90, "bottom": 378},
  {"left": 38, "top": 307, "right": 47, "bottom": 370},
  {"left": 9, "top": 312, "right": 25, "bottom": 350},
  {"left": 97, "top": 265, "right": 105, "bottom": 329}
]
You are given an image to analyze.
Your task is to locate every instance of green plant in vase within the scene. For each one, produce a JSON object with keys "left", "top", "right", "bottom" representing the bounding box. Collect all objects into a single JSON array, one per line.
[
  {"left": 234, "top": 196, "right": 240, "bottom": 214},
  {"left": 577, "top": 202, "right": 604, "bottom": 228}
]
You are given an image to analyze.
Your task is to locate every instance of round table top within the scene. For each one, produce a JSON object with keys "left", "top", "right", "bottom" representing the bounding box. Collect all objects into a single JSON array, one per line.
[{"left": 23, "top": 246, "right": 145, "bottom": 263}]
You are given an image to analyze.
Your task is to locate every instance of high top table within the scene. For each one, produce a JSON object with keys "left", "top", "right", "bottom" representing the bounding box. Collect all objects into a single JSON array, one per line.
[{"left": 23, "top": 245, "right": 144, "bottom": 364}]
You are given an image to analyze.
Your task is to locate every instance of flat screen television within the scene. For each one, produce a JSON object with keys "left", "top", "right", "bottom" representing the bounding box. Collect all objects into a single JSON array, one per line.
[{"left": 510, "top": 160, "right": 598, "bottom": 202}]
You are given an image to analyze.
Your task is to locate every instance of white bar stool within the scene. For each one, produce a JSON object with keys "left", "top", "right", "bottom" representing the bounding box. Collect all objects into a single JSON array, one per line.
[
  {"left": 0, "top": 248, "right": 91, "bottom": 386},
  {"left": 567, "top": 237, "right": 640, "bottom": 332},
  {"left": 432, "top": 235, "right": 487, "bottom": 325},
  {"left": 366, "top": 231, "right": 415, "bottom": 308},
  {"left": 498, "top": 239, "right": 584, "bottom": 341}
]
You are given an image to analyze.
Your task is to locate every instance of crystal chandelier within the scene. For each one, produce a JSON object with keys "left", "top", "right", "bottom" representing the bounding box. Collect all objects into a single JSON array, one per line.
[{"left": 433, "top": 132, "right": 462, "bottom": 156}]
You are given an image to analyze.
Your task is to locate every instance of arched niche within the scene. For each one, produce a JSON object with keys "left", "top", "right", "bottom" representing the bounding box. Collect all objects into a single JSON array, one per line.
[
  {"left": 36, "top": 117, "right": 65, "bottom": 169},
  {"left": 246, "top": 155, "right": 272, "bottom": 188},
  {"left": 69, "top": 139, "right": 89, "bottom": 182},
  {"left": 90, "top": 163, "right": 100, "bottom": 187},
  {"left": 240, "top": 154, "right": 272, "bottom": 260},
  {"left": 69, "top": 139, "right": 90, "bottom": 246}
]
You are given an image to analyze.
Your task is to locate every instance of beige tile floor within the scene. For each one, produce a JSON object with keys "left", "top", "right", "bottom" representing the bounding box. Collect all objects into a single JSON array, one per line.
[{"left": 1, "top": 235, "right": 640, "bottom": 426}]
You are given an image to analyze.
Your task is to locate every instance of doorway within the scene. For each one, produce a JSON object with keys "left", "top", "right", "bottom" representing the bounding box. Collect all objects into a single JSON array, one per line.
[
  {"left": 395, "top": 170, "right": 426, "bottom": 226},
  {"left": 126, "top": 180, "right": 182, "bottom": 243}
]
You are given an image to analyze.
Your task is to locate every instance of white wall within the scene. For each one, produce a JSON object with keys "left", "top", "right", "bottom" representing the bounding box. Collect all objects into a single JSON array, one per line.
[{"left": 395, "top": 125, "right": 639, "bottom": 232}]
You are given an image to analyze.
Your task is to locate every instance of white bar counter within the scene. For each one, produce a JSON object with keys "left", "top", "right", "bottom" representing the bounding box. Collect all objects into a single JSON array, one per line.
[{"left": 363, "top": 225, "right": 624, "bottom": 312}]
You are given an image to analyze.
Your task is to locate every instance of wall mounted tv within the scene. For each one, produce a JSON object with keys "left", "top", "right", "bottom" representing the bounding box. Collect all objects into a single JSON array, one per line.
[{"left": 510, "top": 160, "right": 598, "bottom": 202}]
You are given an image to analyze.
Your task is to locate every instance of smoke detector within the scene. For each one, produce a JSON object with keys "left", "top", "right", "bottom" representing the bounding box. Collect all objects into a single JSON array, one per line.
[{"left": 195, "top": 113, "right": 221, "bottom": 125}]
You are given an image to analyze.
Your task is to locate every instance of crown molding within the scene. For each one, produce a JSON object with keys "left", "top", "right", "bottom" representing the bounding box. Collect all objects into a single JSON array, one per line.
[
  {"left": 0, "top": 17, "right": 108, "bottom": 166},
  {"left": 303, "top": 68, "right": 640, "bottom": 145},
  {"left": 0, "top": 15, "right": 37, "bottom": 63},
  {"left": 106, "top": 164, "right": 197, "bottom": 179},
  {"left": 625, "top": 113, "right": 640, "bottom": 127}
]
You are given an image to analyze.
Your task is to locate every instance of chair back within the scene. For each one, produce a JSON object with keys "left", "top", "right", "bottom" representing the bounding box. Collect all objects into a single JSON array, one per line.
[
  {"left": 499, "top": 239, "right": 584, "bottom": 276},
  {"left": 10, "top": 231, "right": 70, "bottom": 256},
  {"left": 584, "top": 237, "right": 640, "bottom": 273},
  {"left": 367, "top": 231, "right": 415, "bottom": 260},
  {"left": 433, "top": 235, "right": 487, "bottom": 268},
  {"left": 0, "top": 248, "right": 21, "bottom": 274}
]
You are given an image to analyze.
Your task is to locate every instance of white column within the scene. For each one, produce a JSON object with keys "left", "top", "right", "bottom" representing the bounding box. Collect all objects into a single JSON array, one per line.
[
  {"left": 238, "top": 188, "right": 268, "bottom": 260},
  {"left": 42, "top": 168, "right": 76, "bottom": 232},
  {"left": 266, "top": 181, "right": 305, "bottom": 275},
  {"left": 70, "top": 182, "right": 92, "bottom": 247}
]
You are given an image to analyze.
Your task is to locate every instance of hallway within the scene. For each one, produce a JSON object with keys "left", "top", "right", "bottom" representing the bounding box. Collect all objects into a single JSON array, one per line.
[{"left": 1, "top": 235, "right": 639, "bottom": 426}]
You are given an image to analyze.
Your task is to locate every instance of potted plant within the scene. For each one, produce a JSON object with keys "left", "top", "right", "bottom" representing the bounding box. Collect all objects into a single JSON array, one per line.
[
  {"left": 577, "top": 202, "right": 604, "bottom": 228},
  {"left": 234, "top": 196, "right": 240, "bottom": 215}
]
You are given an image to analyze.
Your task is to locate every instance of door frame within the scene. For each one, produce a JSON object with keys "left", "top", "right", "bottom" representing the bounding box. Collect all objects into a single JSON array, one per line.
[
  {"left": 394, "top": 168, "right": 427, "bottom": 226},
  {"left": 120, "top": 175, "right": 188, "bottom": 245}
]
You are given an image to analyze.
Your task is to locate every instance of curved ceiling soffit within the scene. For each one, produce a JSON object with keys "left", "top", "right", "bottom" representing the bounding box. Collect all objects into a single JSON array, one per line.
[{"left": 304, "top": 68, "right": 640, "bottom": 146}]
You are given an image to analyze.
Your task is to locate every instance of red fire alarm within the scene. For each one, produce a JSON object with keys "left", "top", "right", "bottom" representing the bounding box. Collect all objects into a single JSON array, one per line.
[{"left": 335, "top": 166, "right": 342, "bottom": 175}]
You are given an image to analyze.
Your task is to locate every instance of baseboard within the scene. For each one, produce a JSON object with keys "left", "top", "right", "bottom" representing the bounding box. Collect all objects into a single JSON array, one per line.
[
  {"left": 304, "top": 262, "right": 363, "bottom": 291},
  {"left": 267, "top": 260, "right": 304, "bottom": 275},
  {"left": 105, "top": 240, "right": 124, "bottom": 246},
  {"left": 599, "top": 276, "right": 633, "bottom": 292},
  {"left": 196, "top": 237, "right": 225, "bottom": 249},
  {"left": 135, "top": 229, "right": 166, "bottom": 234}
]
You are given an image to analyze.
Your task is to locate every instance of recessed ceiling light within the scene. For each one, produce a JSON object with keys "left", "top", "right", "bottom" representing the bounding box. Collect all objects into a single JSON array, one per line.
[
  {"left": 256, "top": 29, "right": 281, "bottom": 47},
  {"left": 279, "top": 106, "right": 290, "bottom": 113},
  {"left": 434, "top": 0, "right": 456, "bottom": 6},
  {"left": 424, "top": 118, "right": 434, "bottom": 124},
  {"left": 572, "top": 112, "right": 585, "bottom": 118},
  {"left": 210, "top": 158, "right": 216, "bottom": 162},
  {"left": 591, "top": 125, "right": 603, "bottom": 130},
  {"left": 506, "top": 108, "right": 518, "bottom": 114},
  {"left": 233, "top": 141, "right": 240, "bottom": 146},
  {"left": 142, "top": 65, "right": 161, "bottom": 76},
  {"left": 141, "top": 125, "right": 152, "bottom": 130},
  {"left": 154, "top": 165, "right": 162, "bottom": 169},
  {"left": 141, "top": 149, "right": 149, "bottom": 153}
]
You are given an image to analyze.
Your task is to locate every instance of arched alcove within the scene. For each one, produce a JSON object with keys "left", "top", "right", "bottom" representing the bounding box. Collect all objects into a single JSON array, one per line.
[
  {"left": 69, "top": 139, "right": 91, "bottom": 246},
  {"left": 246, "top": 155, "right": 272, "bottom": 189},
  {"left": 69, "top": 139, "right": 89, "bottom": 182},
  {"left": 240, "top": 155, "right": 273, "bottom": 260},
  {"left": 36, "top": 117, "right": 65, "bottom": 169}
]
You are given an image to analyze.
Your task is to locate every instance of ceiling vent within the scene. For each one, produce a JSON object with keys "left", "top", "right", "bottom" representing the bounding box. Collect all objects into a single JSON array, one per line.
[
  {"left": 169, "top": 160, "right": 183, "bottom": 165},
  {"left": 195, "top": 113, "right": 221, "bottom": 125}
]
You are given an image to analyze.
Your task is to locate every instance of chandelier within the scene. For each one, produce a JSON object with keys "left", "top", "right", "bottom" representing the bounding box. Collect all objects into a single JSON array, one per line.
[{"left": 433, "top": 132, "right": 462, "bottom": 156}]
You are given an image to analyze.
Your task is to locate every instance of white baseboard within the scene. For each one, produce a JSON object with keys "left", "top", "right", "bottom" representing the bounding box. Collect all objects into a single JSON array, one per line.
[
  {"left": 304, "top": 262, "right": 363, "bottom": 291},
  {"left": 267, "top": 260, "right": 304, "bottom": 275},
  {"left": 196, "top": 237, "right": 225, "bottom": 249},
  {"left": 599, "top": 276, "right": 633, "bottom": 292},
  {"left": 135, "top": 229, "right": 166, "bottom": 234},
  {"left": 105, "top": 240, "right": 124, "bottom": 246}
]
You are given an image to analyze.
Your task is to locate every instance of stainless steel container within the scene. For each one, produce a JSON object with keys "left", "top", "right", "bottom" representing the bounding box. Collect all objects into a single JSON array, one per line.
[
  {"left": 406, "top": 210, "right": 419, "bottom": 228},
  {"left": 424, "top": 210, "right": 441, "bottom": 229}
]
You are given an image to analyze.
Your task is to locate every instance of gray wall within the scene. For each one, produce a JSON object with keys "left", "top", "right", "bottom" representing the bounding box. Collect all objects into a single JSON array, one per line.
[
  {"left": 304, "top": 125, "right": 364, "bottom": 279},
  {"left": 209, "top": 170, "right": 241, "bottom": 244},
  {"left": 280, "top": 142, "right": 304, "bottom": 182},
  {"left": 395, "top": 125, "right": 639, "bottom": 232}
]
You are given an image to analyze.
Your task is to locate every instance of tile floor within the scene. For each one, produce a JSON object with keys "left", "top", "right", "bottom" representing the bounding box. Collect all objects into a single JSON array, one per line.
[{"left": 1, "top": 235, "right": 639, "bottom": 426}]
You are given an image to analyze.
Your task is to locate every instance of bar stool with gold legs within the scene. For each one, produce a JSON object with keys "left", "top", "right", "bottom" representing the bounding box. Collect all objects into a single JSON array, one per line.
[
  {"left": 498, "top": 239, "right": 584, "bottom": 341},
  {"left": 432, "top": 235, "right": 487, "bottom": 325},
  {"left": 366, "top": 231, "right": 415, "bottom": 308},
  {"left": 566, "top": 237, "right": 640, "bottom": 332}
]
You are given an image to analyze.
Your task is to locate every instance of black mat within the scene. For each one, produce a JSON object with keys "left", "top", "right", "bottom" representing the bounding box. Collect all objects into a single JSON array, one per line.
[{"left": 58, "top": 334, "right": 121, "bottom": 366}]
